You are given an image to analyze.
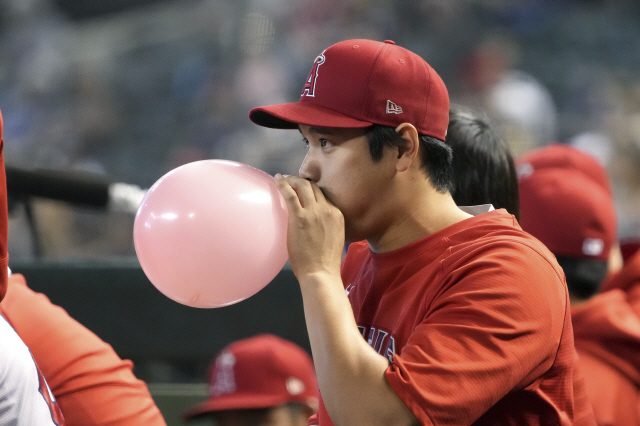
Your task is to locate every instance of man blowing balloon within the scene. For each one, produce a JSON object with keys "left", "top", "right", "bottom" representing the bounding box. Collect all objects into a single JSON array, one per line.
[{"left": 249, "top": 39, "right": 594, "bottom": 426}]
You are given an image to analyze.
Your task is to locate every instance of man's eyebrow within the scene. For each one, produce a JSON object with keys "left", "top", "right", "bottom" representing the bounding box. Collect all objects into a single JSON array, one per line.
[{"left": 298, "top": 126, "right": 335, "bottom": 136}]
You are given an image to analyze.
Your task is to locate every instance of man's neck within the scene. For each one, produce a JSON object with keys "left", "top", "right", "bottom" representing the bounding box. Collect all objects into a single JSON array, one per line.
[{"left": 367, "top": 191, "right": 473, "bottom": 254}]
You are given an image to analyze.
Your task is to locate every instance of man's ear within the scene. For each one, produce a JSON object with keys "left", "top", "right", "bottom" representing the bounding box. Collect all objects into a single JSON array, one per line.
[{"left": 394, "top": 123, "right": 420, "bottom": 172}]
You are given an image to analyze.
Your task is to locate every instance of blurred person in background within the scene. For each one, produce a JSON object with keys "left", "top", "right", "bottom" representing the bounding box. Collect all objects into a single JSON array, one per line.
[
  {"left": 0, "top": 274, "right": 168, "bottom": 426},
  {"left": 445, "top": 105, "right": 519, "bottom": 219},
  {"left": 517, "top": 145, "right": 640, "bottom": 426},
  {"left": 0, "top": 111, "right": 167, "bottom": 425},
  {"left": 456, "top": 33, "right": 558, "bottom": 158},
  {"left": 0, "top": 110, "right": 66, "bottom": 425},
  {"left": 182, "top": 334, "right": 318, "bottom": 426}
]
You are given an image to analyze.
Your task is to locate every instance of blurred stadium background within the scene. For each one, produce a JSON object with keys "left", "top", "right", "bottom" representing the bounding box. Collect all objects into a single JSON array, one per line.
[{"left": 1, "top": 0, "right": 640, "bottom": 423}]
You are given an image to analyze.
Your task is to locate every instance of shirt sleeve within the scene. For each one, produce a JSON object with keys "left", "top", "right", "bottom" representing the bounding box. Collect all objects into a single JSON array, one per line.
[
  {"left": 0, "top": 274, "right": 167, "bottom": 426},
  {"left": 385, "top": 242, "right": 568, "bottom": 426}
]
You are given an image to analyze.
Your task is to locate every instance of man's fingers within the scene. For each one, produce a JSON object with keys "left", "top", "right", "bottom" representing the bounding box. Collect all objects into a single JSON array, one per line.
[
  {"left": 281, "top": 174, "right": 329, "bottom": 205},
  {"left": 275, "top": 174, "right": 333, "bottom": 212},
  {"left": 274, "top": 174, "right": 303, "bottom": 213},
  {"left": 281, "top": 175, "right": 317, "bottom": 208},
  {"left": 310, "top": 183, "right": 328, "bottom": 204}
]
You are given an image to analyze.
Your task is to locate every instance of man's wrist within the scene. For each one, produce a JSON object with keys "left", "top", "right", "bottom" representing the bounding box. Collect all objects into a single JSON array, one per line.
[{"left": 297, "top": 270, "right": 342, "bottom": 288}]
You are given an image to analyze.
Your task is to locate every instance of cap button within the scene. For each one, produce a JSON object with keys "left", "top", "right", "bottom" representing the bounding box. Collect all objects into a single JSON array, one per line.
[{"left": 384, "top": 40, "right": 396, "bottom": 45}]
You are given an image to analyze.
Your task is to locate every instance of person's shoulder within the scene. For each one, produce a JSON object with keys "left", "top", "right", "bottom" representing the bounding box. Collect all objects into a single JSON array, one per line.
[
  {"left": 454, "top": 210, "right": 554, "bottom": 253},
  {"left": 445, "top": 210, "right": 564, "bottom": 278}
]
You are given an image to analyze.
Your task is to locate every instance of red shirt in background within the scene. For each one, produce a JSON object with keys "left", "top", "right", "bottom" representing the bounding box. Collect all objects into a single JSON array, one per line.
[{"left": 572, "top": 250, "right": 640, "bottom": 426}]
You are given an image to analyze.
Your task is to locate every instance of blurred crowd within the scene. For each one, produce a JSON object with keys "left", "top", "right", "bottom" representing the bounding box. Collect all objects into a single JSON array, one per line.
[{"left": 0, "top": 0, "right": 639, "bottom": 260}]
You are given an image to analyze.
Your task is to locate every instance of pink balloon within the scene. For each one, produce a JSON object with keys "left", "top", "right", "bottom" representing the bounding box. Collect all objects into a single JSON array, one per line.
[{"left": 133, "top": 160, "right": 288, "bottom": 308}]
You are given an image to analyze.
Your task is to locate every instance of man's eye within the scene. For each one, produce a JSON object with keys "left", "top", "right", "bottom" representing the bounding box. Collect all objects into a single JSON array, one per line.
[
  {"left": 320, "top": 138, "right": 328, "bottom": 147},
  {"left": 302, "top": 138, "right": 309, "bottom": 147}
]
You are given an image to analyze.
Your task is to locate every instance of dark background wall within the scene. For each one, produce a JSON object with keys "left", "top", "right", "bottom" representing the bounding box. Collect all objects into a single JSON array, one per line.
[{"left": 10, "top": 260, "right": 308, "bottom": 384}]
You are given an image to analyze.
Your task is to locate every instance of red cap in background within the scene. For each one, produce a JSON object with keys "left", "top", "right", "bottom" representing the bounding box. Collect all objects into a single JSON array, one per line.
[
  {"left": 249, "top": 39, "right": 450, "bottom": 140},
  {"left": 519, "top": 169, "right": 616, "bottom": 261},
  {"left": 518, "top": 168, "right": 617, "bottom": 261},
  {"left": 516, "top": 143, "right": 613, "bottom": 196},
  {"left": 516, "top": 144, "right": 618, "bottom": 262},
  {"left": 183, "top": 334, "right": 317, "bottom": 420}
]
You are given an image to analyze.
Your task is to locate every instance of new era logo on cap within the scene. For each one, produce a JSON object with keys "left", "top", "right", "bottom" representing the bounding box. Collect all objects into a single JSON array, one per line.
[{"left": 386, "top": 100, "right": 403, "bottom": 114}]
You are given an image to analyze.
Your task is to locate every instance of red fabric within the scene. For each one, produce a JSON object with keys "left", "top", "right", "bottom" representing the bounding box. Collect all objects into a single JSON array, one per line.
[
  {"left": 0, "top": 111, "right": 9, "bottom": 302},
  {"left": 250, "top": 39, "right": 449, "bottom": 140},
  {"left": 311, "top": 210, "right": 594, "bottom": 426},
  {"left": 0, "top": 274, "right": 167, "bottom": 426},
  {"left": 518, "top": 169, "right": 616, "bottom": 260},
  {"left": 601, "top": 250, "right": 640, "bottom": 300},
  {"left": 620, "top": 239, "right": 640, "bottom": 264},
  {"left": 184, "top": 334, "right": 317, "bottom": 419},
  {"left": 572, "top": 290, "right": 640, "bottom": 426}
]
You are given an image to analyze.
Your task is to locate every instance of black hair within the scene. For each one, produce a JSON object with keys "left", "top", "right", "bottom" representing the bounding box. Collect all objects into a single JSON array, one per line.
[
  {"left": 364, "top": 124, "right": 454, "bottom": 193},
  {"left": 445, "top": 105, "right": 520, "bottom": 219},
  {"left": 555, "top": 256, "right": 608, "bottom": 300}
]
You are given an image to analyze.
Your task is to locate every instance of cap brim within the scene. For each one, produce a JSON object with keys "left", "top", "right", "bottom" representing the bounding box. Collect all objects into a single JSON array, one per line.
[
  {"left": 249, "top": 102, "right": 373, "bottom": 130},
  {"left": 183, "top": 393, "right": 290, "bottom": 420}
]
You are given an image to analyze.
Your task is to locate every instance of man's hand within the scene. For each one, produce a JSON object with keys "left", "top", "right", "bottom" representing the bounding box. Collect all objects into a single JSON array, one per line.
[{"left": 274, "top": 174, "right": 344, "bottom": 280}]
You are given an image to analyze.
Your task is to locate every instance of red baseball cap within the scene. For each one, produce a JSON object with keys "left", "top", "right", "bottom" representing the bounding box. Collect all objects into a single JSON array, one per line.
[
  {"left": 518, "top": 168, "right": 617, "bottom": 261},
  {"left": 516, "top": 144, "right": 613, "bottom": 195},
  {"left": 183, "top": 334, "right": 318, "bottom": 420},
  {"left": 249, "top": 39, "right": 450, "bottom": 140}
]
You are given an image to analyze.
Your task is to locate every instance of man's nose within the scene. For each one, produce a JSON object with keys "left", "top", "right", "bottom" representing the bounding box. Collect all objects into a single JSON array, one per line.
[{"left": 298, "top": 152, "right": 319, "bottom": 182}]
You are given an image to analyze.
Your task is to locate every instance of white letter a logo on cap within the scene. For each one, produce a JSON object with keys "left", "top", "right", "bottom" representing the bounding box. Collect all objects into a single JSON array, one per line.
[
  {"left": 211, "top": 352, "right": 236, "bottom": 396},
  {"left": 301, "top": 51, "right": 326, "bottom": 97},
  {"left": 386, "top": 100, "right": 403, "bottom": 114}
]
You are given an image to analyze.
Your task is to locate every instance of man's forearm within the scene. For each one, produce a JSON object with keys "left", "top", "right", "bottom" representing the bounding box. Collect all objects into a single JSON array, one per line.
[{"left": 299, "top": 271, "right": 418, "bottom": 426}]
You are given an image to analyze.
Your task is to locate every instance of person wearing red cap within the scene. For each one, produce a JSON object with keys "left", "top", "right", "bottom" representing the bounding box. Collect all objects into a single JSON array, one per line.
[
  {"left": 249, "top": 39, "right": 593, "bottom": 426},
  {"left": 183, "top": 334, "right": 318, "bottom": 426},
  {"left": 517, "top": 145, "right": 640, "bottom": 426},
  {"left": 0, "top": 110, "right": 66, "bottom": 425},
  {"left": 516, "top": 143, "right": 624, "bottom": 274}
]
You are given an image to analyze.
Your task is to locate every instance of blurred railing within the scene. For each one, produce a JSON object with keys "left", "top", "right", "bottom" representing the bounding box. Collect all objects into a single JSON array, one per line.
[{"left": 9, "top": 259, "right": 309, "bottom": 384}]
